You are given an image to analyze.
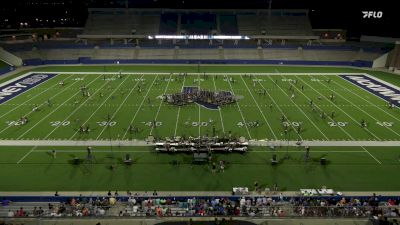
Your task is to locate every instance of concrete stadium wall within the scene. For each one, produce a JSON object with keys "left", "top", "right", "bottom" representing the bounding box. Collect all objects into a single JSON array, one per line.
[
  {"left": 22, "top": 58, "right": 373, "bottom": 67},
  {"left": 372, "top": 52, "right": 388, "bottom": 68},
  {"left": 0, "top": 47, "right": 23, "bottom": 67}
]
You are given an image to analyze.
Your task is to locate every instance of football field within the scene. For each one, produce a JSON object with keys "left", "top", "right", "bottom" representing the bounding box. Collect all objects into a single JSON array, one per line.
[{"left": 0, "top": 65, "right": 400, "bottom": 192}]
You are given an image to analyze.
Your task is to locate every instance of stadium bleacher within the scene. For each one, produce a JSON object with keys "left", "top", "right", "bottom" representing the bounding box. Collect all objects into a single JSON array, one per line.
[
  {"left": 9, "top": 46, "right": 382, "bottom": 63},
  {"left": 181, "top": 13, "right": 217, "bottom": 34},
  {"left": 83, "top": 13, "right": 160, "bottom": 35},
  {"left": 159, "top": 13, "right": 179, "bottom": 34},
  {"left": 1, "top": 194, "right": 399, "bottom": 219}
]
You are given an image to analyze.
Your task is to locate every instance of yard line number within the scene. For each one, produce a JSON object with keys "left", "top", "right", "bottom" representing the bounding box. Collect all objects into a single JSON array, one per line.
[
  {"left": 328, "top": 121, "right": 348, "bottom": 127},
  {"left": 376, "top": 121, "right": 394, "bottom": 127}
]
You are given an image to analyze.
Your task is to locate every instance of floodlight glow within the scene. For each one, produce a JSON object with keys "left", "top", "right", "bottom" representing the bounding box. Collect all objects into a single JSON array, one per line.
[{"left": 148, "top": 35, "right": 250, "bottom": 40}]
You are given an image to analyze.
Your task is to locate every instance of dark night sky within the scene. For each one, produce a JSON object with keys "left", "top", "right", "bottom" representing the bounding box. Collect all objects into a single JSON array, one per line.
[{"left": 1, "top": 0, "right": 398, "bottom": 38}]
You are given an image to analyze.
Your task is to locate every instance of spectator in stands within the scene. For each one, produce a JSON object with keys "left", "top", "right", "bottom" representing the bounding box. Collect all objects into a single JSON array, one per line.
[
  {"left": 109, "top": 196, "right": 117, "bottom": 205},
  {"left": 38, "top": 206, "right": 44, "bottom": 216},
  {"left": 7, "top": 210, "right": 14, "bottom": 217},
  {"left": 122, "top": 210, "right": 129, "bottom": 216},
  {"left": 33, "top": 206, "right": 39, "bottom": 216},
  {"left": 16, "top": 207, "right": 25, "bottom": 217}
]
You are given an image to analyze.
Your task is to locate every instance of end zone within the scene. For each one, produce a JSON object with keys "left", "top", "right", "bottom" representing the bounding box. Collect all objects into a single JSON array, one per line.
[{"left": 0, "top": 73, "right": 58, "bottom": 104}]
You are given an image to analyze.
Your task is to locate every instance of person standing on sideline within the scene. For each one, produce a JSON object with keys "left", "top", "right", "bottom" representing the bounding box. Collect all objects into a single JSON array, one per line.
[
  {"left": 211, "top": 162, "right": 216, "bottom": 174},
  {"left": 254, "top": 181, "right": 259, "bottom": 192}
]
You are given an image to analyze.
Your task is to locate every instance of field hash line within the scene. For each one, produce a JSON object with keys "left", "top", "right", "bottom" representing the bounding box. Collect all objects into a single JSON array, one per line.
[
  {"left": 198, "top": 74, "right": 201, "bottom": 137},
  {"left": 0, "top": 77, "right": 81, "bottom": 136},
  {"left": 212, "top": 75, "right": 225, "bottom": 134},
  {"left": 329, "top": 75, "right": 400, "bottom": 124},
  {"left": 95, "top": 75, "right": 144, "bottom": 140},
  {"left": 122, "top": 75, "right": 158, "bottom": 139},
  {"left": 0, "top": 74, "right": 70, "bottom": 120},
  {"left": 254, "top": 74, "right": 303, "bottom": 141},
  {"left": 268, "top": 74, "right": 329, "bottom": 140},
  {"left": 314, "top": 75, "right": 400, "bottom": 138},
  {"left": 16, "top": 76, "right": 100, "bottom": 140},
  {"left": 67, "top": 74, "right": 128, "bottom": 139},
  {"left": 149, "top": 74, "right": 173, "bottom": 136},
  {"left": 240, "top": 75, "right": 277, "bottom": 139},
  {"left": 174, "top": 75, "right": 187, "bottom": 137},
  {"left": 226, "top": 76, "right": 252, "bottom": 140},
  {"left": 299, "top": 75, "right": 381, "bottom": 140}
]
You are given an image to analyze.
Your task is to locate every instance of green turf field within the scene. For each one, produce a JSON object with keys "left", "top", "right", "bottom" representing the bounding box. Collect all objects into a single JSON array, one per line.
[
  {"left": 0, "top": 65, "right": 400, "bottom": 192},
  {"left": 0, "top": 145, "right": 399, "bottom": 192}
]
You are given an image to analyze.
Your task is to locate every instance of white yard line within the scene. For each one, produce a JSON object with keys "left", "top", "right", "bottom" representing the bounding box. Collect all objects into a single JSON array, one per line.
[
  {"left": 0, "top": 78, "right": 81, "bottom": 136},
  {"left": 0, "top": 74, "right": 70, "bottom": 120},
  {"left": 198, "top": 74, "right": 201, "bottom": 137},
  {"left": 282, "top": 75, "right": 382, "bottom": 164},
  {"left": 16, "top": 75, "right": 117, "bottom": 163},
  {"left": 254, "top": 75, "right": 303, "bottom": 141},
  {"left": 122, "top": 75, "right": 158, "bottom": 139},
  {"left": 16, "top": 76, "right": 100, "bottom": 140},
  {"left": 212, "top": 75, "right": 225, "bottom": 134},
  {"left": 226, "top": 76, "right": 252, "bottom": 140},
  {"left": 15, "top": 76, "right": 105, "bottom": 163},
  {"left": 16, "top": 146, "right": 38, "bottom": 164},
  {"left": 286, "top": 76, "right": 356, "bottom": 141},
  {"left": 174, "top": 107, "right": 181, "bottom": 137},
  {"left": 269, "top": 71, "right": 329, "bottom": 140},
  {"left": 149, "top": 74, "right": 173, "bottom": 136},
  {"left": 329, "top": 75, "right": 400, "bottom": 124},
  {"left": 293, "top": 75, "right": 383, "bottom": 164},
  {"left": 69, "top": 74, "right": 129, "bottom": 140},
  {"left": 95, "top": 75, "right": 144, "bottom": 140},
  {"left": 296, "top": 75, "right": 381, "bottom": 140},
  {"left": 280, "top": 73, "right": 355, "bottom": 139},
  {"left": 361, "top": 146, "right": 382, "bottom": 164},
  {"left": 174, "top": 75, "right": 186, "bottom": 137},
  {"left": 240, "top": 75, "right": 277, "bottom": 140},
  {"left": 314, "top": 75, "right": 400, "bottom": 137}
]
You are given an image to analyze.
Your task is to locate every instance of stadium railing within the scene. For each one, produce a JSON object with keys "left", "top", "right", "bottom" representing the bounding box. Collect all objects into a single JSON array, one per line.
[{"left": 1, "top": 195, "right": 399, "bottom": 218}]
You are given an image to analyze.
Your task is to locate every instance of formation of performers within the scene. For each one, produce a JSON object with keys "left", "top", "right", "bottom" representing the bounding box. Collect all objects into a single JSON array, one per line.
[
  {"left": 163, "top": 88, "right": 236, "bottom": 107},
  {"left": 155, "top": 137, "right": 248, "bottom": 153}
]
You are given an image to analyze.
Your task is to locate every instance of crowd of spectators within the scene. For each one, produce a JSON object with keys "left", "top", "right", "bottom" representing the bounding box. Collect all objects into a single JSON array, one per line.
[
  {"left": 2, "top": 195, "right": 115, "bottom": 218},
  {"left": 291, "top": 194, "right": 400, "bottom": 218},
  {"left": 2, "top": 193, "right": 399, "bottom": 219}
]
